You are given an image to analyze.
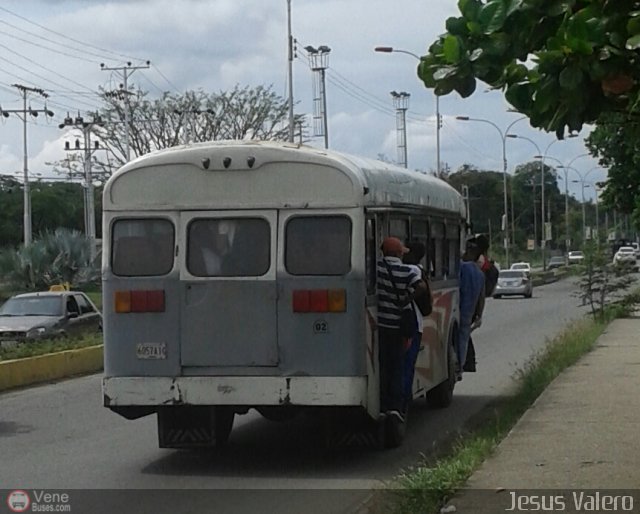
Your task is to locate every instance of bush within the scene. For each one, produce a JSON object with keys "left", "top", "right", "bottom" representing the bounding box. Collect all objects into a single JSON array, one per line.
[{"left": 0, "top": 228, "right": 100, "bottom": 291}]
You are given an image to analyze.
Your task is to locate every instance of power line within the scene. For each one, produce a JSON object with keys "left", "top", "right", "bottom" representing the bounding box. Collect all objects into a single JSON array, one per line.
[
  {"left": 0, "top": 21, "right": 104, "bottom": 64},
  {"left": 0, "top": 42, "right": 98, "bottom": 95},
  {"left": 0, "top": 6, "right": 148, "bottom": 63}
]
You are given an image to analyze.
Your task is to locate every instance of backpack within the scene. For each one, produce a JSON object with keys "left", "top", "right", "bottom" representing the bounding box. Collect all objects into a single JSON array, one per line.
[{"left": 414, "top": 267, "right": 433, "bottom": 316}]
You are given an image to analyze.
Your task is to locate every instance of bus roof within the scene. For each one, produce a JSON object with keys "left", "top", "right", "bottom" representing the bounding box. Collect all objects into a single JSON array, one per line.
[{"left": 103, "top": 140, "right": 465, "bottom": 216}]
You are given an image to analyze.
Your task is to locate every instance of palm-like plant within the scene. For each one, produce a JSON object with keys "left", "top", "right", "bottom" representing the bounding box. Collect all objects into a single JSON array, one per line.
[{"left": 0, "top": 228, "right": 100, "bottom": 291}]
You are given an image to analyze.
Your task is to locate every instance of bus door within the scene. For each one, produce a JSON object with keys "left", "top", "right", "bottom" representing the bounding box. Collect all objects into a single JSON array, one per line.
[{"left": 179, "top": 211, "right": 278, "bottom": 367}]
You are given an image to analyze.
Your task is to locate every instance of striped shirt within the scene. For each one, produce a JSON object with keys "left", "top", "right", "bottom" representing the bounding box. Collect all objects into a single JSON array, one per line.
[{"left": 377, "top": 256, "right": 421, "bottom": 329}]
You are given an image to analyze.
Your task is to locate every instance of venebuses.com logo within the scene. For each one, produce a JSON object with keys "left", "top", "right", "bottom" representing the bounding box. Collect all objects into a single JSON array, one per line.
[{"left": 6, "top": 490, "right": 30, "bottom": 513}]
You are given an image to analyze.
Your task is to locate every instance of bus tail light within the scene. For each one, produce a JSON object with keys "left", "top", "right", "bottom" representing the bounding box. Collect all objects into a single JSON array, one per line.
[
  {"left": 292, "top": 290, "right": 310, "bottom": 312},
  {"left": 328, "top": 289, "right": 346, "bottom": 312},
  {"left": 292, "top": 289, "right": 346, "bottom": 313},
  {"left": 115, "top": 291, "right": 131, "bottom": 313},
  {"left": 309, "top": 290, "right": 328, "bottom": 312},
  {"left": 115, "top": 290, "right": 165, "bottom": 313}
]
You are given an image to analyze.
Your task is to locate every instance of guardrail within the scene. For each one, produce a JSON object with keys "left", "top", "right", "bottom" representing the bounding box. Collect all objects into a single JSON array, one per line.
[{"left": 531, "top": 267, "right": 569, "bottom": 287}]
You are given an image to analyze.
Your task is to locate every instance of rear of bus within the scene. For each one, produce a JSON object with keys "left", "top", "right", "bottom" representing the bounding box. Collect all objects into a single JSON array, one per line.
[{"left": 101, "top": 142, "right": 374, "bottom": 447}]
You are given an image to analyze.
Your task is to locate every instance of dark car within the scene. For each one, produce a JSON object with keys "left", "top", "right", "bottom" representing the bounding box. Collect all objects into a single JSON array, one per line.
[
  {"left": 0, "top": 291, "right": 102, "bottom": 345},
  {"left": 547, "top": 256, "right": 566, "bottom": 270}
]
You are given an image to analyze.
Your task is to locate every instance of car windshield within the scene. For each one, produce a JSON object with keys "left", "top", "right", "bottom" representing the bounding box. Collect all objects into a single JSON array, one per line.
[
  {"left": 499, "top": 271, "right": 525, "bottom": 279},
  {"left": 569, "top": 252, "right": 583, "bottom": 257},
  {"left": 619, "top": 247, "right": 634, "bottom": 253},
  {"left": 0, "top": 296, "right": 63, "bottom": 317},
  {"left": 511, "top": 264, "right": 529, "bottom": 269}
]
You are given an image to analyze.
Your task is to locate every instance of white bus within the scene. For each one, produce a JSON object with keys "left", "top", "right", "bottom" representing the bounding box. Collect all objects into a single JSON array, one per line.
[{"left": 102, "top": 140, "right": 464, "bottom": 448}]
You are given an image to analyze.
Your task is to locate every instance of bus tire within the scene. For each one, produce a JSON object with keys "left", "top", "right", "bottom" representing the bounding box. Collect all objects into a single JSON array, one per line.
[
  {"left": 426, "top": 337, "right": 456, "bottom": 409},
  {"left": 213, "top": 406, "right": 235, "bottom": 446}
]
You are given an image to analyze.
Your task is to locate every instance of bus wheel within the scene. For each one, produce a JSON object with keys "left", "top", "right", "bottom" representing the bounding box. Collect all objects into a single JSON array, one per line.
[
  {"left": 426, "top": 340, "right": 456, "bottom": 409},
  {"left": 213, "top": 407, "right": 235, "bottom": 446}
]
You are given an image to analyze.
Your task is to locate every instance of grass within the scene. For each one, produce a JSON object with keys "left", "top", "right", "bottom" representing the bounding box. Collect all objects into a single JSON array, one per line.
[
  {"left": 384, "top": 294, "right": 639, "bottom": 514},
  {"left": 0, "top": 333, "right": 102, "bottom": 361}
]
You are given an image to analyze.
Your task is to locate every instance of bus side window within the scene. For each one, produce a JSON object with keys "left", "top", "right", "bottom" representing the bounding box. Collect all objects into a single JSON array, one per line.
[
  {"left": 446, "top": 222, "right": 461, "bottom": 276},
  {"left": 389, "top": 217, "right": 409, "bottom": 241},
  {"left": 430, "top": 221, "right": 445, "bottom": 280},
  {"left": 410, "top": 219, "right": 429, "bottom": 270}
]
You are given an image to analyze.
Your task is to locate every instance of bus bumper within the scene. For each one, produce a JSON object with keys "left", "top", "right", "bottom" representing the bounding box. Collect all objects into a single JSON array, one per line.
[{"left": 103, "top": 376, "right": 368, "bottom": 408}]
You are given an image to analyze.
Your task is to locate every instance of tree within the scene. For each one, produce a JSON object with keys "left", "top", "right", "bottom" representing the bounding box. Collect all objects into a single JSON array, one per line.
[
  {"left": 585, "top": 112, "right": 640, "bottom": 228},
  {"left": 418, "top": 0, "right": 639, "bottom": 137},
  {"left": 445, "top": 164, "right": 505, "bottom": 238},
  {"left": 0, "top": 180, "right": 86, "bottom": 249},
  {"left": 93, "top": 84, "right": 304, "bottom": 171},
  {"left": 418, "top": 0, "right": 640, "bottom": 228}
]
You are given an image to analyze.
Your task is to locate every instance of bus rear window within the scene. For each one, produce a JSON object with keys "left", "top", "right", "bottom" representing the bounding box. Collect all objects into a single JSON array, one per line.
[
  {"left": 111, "top": 219, "right": 175, "bottom": 276},
  {"left": 187, "top": 218, "right": 270, "bottom": 277},
  {"left": 285, "top": 216, "right": 351, "bottom": 275}
]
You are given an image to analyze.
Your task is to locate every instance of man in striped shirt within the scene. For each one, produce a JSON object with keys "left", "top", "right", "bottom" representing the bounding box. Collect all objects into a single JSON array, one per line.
[{"left": 377, "top": 237, "right": 423, "bottom": 421}]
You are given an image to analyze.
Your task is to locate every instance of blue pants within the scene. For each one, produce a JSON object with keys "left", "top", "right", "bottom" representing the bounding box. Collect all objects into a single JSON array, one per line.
[
  {"left": 404, "top": 331, "right": 421, "bottom": 403},
  {"left": 457, "top": 318, "right": 472, "bottom": 371},
  {"left": 379, "top": 326, "right": 405, "bottom": 412}
]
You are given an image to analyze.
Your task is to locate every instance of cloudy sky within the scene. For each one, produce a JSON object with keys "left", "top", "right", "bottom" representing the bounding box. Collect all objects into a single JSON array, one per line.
[{"left": 0, "top": 0, "right": 604, "bottom": 200}]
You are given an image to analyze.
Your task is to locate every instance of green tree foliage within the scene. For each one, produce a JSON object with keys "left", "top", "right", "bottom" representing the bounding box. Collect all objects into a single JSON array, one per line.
[
  {"left": 0, "top": 179, "right": 87, "bottom": 249},
  {"left": 0, "top": 228, "right": 99, "bottom": 291},
  {"left": 585, "top": 112, "right": 640, "bottom": 227},
  {"left": 418, "top": 0, "right": 639, "bottom": 137},
  {"left": 419, "top": 0, "right": 640, "bottom": 227}
]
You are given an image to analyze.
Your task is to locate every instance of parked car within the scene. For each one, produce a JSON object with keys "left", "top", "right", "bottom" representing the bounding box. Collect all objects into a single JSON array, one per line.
[
  {"left": 510, "top": 262, "right": 532, "bottom": 274},
  {"left": 567, "top": 251, "right": 585, "bottom": 265},
  {"left": 613, "top": 246, "right": 637, "bottom": 268},
  {"left": 0, "top": 291, "right": 102, "bottom": 345},
  {"left": 547, "top": 256, "right": 566, "bottom": 270},
  {"left": 493, "top": 270, "right": 533, "bottom": 299}
]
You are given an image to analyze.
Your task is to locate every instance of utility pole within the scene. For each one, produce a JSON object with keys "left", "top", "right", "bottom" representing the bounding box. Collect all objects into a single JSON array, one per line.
[
  {"left": 1, "top": 84, "right": 54, "bottom": 246},
  {"left": 305, "top": 45, "right": 331, "bottom": 149},
  {"left": 101, "top": 61, "right": 150, "bottom": 161},
  {"left": 60, "top": 112, "right": 104, "bottom": 259},
  {"left": 391, "top": 91, "right": 410, "bottom": 168},
  {"left": 287, "top": 0, "right": 295, "bottom": 143}
]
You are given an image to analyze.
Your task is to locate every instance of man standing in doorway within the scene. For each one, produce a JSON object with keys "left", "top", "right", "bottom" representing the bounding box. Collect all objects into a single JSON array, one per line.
[
  {"left": 457, "top": 237, "right": 485, "bottom": 380},
  {"left": 377, "top": 237, "right": 423, "bottom": 422}
]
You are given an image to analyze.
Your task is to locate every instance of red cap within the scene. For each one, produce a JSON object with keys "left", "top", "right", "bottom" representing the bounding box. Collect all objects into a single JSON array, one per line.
[{"left": 382, "top": 237, "right": 409, "bottom": 255}]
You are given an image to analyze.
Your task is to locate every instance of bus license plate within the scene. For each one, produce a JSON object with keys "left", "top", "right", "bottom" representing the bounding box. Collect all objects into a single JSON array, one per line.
[{"left": 136, "top": 343, "right": 167, "bottom": 360}]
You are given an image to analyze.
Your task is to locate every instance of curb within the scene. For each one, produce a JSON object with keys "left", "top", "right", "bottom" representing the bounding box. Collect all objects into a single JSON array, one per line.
[{"left": 0, "top": 345, "right": 103, "bottom": 392}]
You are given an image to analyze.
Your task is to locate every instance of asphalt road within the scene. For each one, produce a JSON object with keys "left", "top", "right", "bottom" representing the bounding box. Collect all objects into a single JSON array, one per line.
[{"left": 0, "top": 277, "right": 608, "bottom": 513}]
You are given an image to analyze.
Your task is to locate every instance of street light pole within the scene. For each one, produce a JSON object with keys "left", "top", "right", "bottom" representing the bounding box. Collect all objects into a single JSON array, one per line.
[
  {"left": 374, "top": 46, "right": 441, "bottom": 174},
  {"left": 456, "top": 116, "right": 526, "bottom": 267},
  {"left": 305, "top": 45, "right": 331, "bottom": 149},
  {"left": 506, "top": 134, "right": 542, "bottom": 255}
]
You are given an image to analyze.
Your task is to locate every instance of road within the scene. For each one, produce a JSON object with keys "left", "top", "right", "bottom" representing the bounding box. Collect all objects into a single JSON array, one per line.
[{"left": 0, "top": 278, "right": 605, "bottom": 513}]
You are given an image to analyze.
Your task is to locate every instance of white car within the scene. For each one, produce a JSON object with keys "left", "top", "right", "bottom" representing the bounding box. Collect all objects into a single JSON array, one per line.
[
  {"left": 613, "top": 246, "right": 637, "bottom": 266},
  {"left": 567, "top": 251, "right": 585, "bottom": 265},
  {"left": 510, "top": 262, "right": 531, "bottom": 274}
]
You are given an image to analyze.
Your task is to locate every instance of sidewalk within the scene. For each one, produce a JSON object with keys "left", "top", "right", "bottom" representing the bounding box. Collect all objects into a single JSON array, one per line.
[{"left": 447, "top": 315, "right": 640, "bottom": 513}]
